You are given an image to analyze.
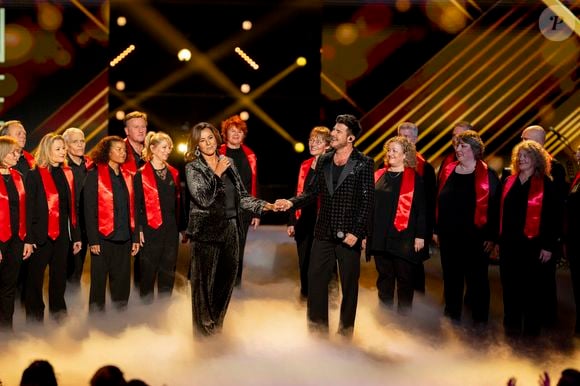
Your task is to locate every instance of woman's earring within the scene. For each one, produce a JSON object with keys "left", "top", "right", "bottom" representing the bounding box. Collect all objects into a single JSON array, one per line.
[{"left": 195, "top": 147, "right": 200, "bottom": 157}]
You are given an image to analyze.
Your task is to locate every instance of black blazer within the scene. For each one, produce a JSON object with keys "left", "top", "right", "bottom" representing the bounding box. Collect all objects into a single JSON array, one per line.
[
  {"left": 25, "top": 167, "right": 80, "bottom": 245},
  {"left": 185, "top": 156, "right": 265, "bottom": 243},
  {"left": 290, "top": 148, "right": 375, "bottom": 243}
]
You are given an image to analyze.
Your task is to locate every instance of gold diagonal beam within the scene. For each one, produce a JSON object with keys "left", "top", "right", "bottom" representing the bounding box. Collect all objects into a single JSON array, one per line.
[
  {"left": 321, "top": 72, "right": 364, "bottom": 113},
  {"left": 71, "top": 0, "right": 109, "bottom": 35}
]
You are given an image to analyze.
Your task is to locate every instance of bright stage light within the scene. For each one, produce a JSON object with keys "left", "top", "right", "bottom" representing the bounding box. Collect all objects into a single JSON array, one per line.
[
  {"left": 294, "top": 142, "right": 305, "bottom": 153},
  {"left": 240, "top": 83, "right": 251, "bottom": 94},
  {"left": 115, "top": 81, "right": 126, "bottom": 91},
  {"left": 296, "top": 57, "right": 307, "bottom": 67},
  {"left": 117, "top": 16, "right": 127, "bottom": 27},
  {"left": 242, "top": 20, "right": 252, "bottom": 31},
  {"left": 115, "top": 111, "right": 125, "bottom": 120},
  {"left": 177, "top": 143, "right": 188, "bottom": 154},
  {"left": 178, "top": 48, "right": 192, "bottom": 62},
  {"left": 239, "top": 111, "right": 249, "bottom": 121}
]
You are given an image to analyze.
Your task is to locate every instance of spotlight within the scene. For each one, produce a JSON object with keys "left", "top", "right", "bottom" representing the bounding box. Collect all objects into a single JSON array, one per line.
[
  {"left": 178, "top": 48, "right": 192, "bottom": 62},
  {"left": 242, "top": 20, "right": 252, "bottom": 31},
  {"left": 234, "top": 47, "right": 259, "bottom": 70},
  {"left": 115, "top": 81, "right": 125, "bottom": 91},
  {"left": 240, "top": 83, "right": 251, "bottom": 94},
  {"left": 117, "top": 16, "right": 127, "bottom": 27},
  {"left": 296, "top": 57, "right": 307, "bottom": 67},
  {"left": 294, "top": 142, "right": 305, "bottom": 153},
  {"left": 115, "top": 111, "right": 125, "bottom": 120},
  {"left": 239, "top": 111, "right": 249, "bottom": 121},
  {"left": 177, "top": 143, "right": 188, "bottom": 154}
]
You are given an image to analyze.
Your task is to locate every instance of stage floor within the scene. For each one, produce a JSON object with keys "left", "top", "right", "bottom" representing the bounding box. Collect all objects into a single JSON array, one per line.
[{"left": 1, "top": 225, "right": 578, "bottom": 386}]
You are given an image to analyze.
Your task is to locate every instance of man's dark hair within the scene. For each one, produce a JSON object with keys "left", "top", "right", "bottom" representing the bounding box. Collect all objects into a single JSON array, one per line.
[{"left": 335, "top": 114, "right": 362, "bottom": 140}]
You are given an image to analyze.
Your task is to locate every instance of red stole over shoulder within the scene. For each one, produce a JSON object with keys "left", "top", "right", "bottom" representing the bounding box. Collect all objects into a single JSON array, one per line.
[
  {"left": 123, "top": 139, "right": 139, "bottom": 175},
  {"left": 571, "top": 171, "right": 580, "bottom": 193},
  {"left": 140, "top": 162, "right": 180, "bottom": 229},
  {"left": 294, "top": 157, "right": 315, "bottom": 220},
  {"left": 374, "top": 166, "right": 416, "bottom": 231},
  {"left": 416, "top": 152, "right": 426, "bottom": 177},
  {"left": 501, "top": 174, "right": 544, "bottom": 239},
  {"left": 22, "top": 150, "right": 35, "bottom": 169},
  {"left": 97, "top": 163, "right": 135, "bottom": 237},
  {"left": 219, "top": 144, "right": 258, "bottom": 196},
  {"left": 437, "top": 160, "right": 490, "bottom": 228},
  {"left": 0, "top": 170, "right": 26, "bottom": 242},
  {"left": 84, "top": 155, "right": 94, "bottom": 170},
  {"left": 38, "top": 166, "right": 76, "bottom": 240},
  {"left": 439, "top": 152, "right": 456, "bottom": 176}
]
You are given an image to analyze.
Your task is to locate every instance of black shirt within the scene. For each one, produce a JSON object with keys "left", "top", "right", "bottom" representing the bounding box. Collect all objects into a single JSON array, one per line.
[
  {"left": 2, "top": 174, "right": 19, "bottom": 238},
  {"left": 51, "top": 167, "right": 71, "bottom": 236},
  {"left": 109, "top": 167, "right": 131, "bottom": 242},
  {"left": 225, "top": 147, "right": 252, "bottom": 193}
]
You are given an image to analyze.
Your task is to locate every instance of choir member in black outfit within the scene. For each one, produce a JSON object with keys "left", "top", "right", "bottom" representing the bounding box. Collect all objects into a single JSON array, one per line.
[
  {"left": 287, "top": 126, "right": 331, "bottom": 299},
  {"left": 0, "top": 136, "right": 32, "bottom": 329},
  {"left": 365, "top": 136, "right": 426, "bottom": 314},
  {"left": 219, "top": 114, "right": 259, "bottom": 287},
  {"left": 435, "top": 130, "right": 501, "bottom": 325},
  {"left": 84, "top": 136, "right": 140, "bottom": 312},
  {"left": 1, "top": 120, "right": 35, "bottom": 305},
  {"left": 566, "top": 145, "right": 580, "bottom": 336},
  {"left": 62, "top": 127, "right": 93, "bottom": 288},
  {"left": 185, "top": 122, "right": 273, "bottom": 336},
  {"left": 519, "top": 125, "right": 567, "bottom": 328},
  {"left": 397, "top": 122, "right": 436, "bottom": 293},
  {"left": 498, "top": 140, "right": 561, "bottom": 337},
  {"left": 135, "top": 131, "right": 182, "bottom": 303},
  {"left": 123, "top": 111, "right": 148, "bottom": 288},
  {"left": 24, "top": 133, "right": 81, "bottom": 322}
]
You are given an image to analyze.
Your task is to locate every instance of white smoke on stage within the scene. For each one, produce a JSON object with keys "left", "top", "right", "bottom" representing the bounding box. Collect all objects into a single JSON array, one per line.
[{"left": 0, "top": 226, "right": 578, "bottom": 386}]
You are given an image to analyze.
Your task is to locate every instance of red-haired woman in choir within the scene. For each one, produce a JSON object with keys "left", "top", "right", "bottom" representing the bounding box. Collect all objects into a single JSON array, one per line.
[
  {"left": 135, "top": 131, "right": 182, "bottom": 303},
  {"left": 84, "top": 136, "right": 140, "bottom": 312},
  {"left": 24, "top": 133, "right": 81, "bottom": 322},
  {"left": 498, "top": 140, "right": 562, "bottom": 337},
  {"left": 0, "top": 136, "right": 32, "bottom": 329}
]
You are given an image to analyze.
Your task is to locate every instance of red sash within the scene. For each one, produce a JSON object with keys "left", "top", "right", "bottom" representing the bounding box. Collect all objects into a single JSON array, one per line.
[
  {"left": 123, "top": 139, "right": 139, "bottom": 175},
  {"left": 97, "top": 164, "right": 135, "bottom": 236},
  {"left": 294, "top": 157, "right": 315, "bottom": 220},
  {"left": 219, "top": 144, "right": 258, "bottom": 196},
  {"left": 374, "top": 167, "right": 416, "bottom": 232},
  {"left": 501, "top": 175, "right": 544, "bottom": 239},
  {"left": 416, "top": 152, "right": 426, "bottom": 177},
  {"left": 437, "top": 160, "right": 490, "bottom": 228},
  {"left": 439, "top": 152, "right": 456, "bottom": 176},
  {"left": 38, "top": 166, "right": 76, "bottom": 240},
  {"left": 140, "top": 162, "right": 180, "bottom": 229},
  {"left": 0, "top": 170, "right": 26, "bottom": 241},
  {"left": 84, "top": 155, "right": 94, "bottom": 170},
  {"left": 22, "top": 150, "right": 35, "bottom": 168}
]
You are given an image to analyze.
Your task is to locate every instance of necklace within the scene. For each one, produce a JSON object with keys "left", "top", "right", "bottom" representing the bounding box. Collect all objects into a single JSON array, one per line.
[{"left": 154, "top": 166, "right": 167, "bottom": 180}]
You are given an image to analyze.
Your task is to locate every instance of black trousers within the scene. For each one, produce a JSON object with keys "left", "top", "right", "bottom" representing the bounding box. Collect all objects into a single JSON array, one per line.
[
  {"left": 139, "top": 223, "right": 179, "bottom": 301},
  {"left": 295, "top": 232, "right": 315, "bottom": 297},
  {"left": 500, "top": 241, "right": 545, "bottom": 336},
  {"left": 190, "top": 219, "right": 239, "bottom": 336},
  {"left": 235, "top": 210, "right": 252, "bottom": 286},
  {"left": 0, "top": 237, "right": 23, "bottom": 329},
  {"left": 89, "top": 239, "right": 131, "bottom": 312},
  {"left": 66, "top": 230, "right": 88, "bottom": 287},
  {"left": 308, "top": 239, "right": 360, "bottom": 335},
  {"left": 439, "top": 234, "right": 490, "bottom": 323},
  {"left": 25, "top": 236, "right": 69, "bottom": 322},
  {"left": 374, "top": 252, "right": 415, "bottom": 313}
]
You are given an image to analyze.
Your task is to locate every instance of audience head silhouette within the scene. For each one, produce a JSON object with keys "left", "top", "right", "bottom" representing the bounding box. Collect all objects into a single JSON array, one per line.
[
  {"left": 90, "top": 365, "right": 126, "bottom": 386},
  {"left": 20, "top": 360, "right": 58, "bottom": 386}
]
